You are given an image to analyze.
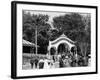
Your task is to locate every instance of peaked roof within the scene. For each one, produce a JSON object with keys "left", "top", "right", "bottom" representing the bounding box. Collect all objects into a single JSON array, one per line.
[
  {"left": 50, "top": 33, "right": 76, "bottom": 44},
  {"left": 59, "top": 34, "right": 75, "bottom": 43}
]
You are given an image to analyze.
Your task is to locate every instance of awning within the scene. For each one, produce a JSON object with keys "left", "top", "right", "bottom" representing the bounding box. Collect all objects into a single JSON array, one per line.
[{"left": 23, "top": 39, "right": 39, "bottom": 47}]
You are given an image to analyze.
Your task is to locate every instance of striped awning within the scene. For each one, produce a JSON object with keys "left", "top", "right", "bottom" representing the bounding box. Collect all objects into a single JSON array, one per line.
[{"left": 23, "top": 39, "right": 39, "bottom": 47}]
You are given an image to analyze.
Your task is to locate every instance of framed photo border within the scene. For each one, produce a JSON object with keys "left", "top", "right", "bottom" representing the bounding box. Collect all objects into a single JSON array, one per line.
[{"left": 11, "top": 1, "right": 98, "bottom": 79}]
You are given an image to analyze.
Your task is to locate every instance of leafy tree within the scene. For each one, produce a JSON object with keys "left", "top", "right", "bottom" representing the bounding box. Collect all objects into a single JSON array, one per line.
[
  {"left": 53, "top": 13, "right": 91, "bottom": 61},
  {"left": 23, "top": 11, "right": 51, "bottom": 54},
  {"left": 53, "top": 13, "right": 85, "bottom": 33},
  {"left": 23, "top": 11, "right": 50, "bottom": 43}
]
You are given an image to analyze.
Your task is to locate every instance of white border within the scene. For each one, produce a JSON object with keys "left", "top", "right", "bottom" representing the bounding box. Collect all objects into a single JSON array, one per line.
[{"left": 17, "top": 3, "right": 96, "bottom": 77}]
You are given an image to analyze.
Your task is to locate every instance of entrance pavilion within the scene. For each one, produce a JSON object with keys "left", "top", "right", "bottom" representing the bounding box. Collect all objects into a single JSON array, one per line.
[{"left": 48, "top": 34, "right": 76, "bottom": 56}]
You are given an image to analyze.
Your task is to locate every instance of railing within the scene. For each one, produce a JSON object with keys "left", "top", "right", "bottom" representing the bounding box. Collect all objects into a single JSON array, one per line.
[{"left": 23, "top": 53, "right": 47, "bottom": 58}]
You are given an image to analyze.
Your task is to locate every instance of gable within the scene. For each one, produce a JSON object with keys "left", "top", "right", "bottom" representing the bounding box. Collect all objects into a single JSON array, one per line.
[{"left": 50, "top": 34, "right": 75, "bottom": 45}]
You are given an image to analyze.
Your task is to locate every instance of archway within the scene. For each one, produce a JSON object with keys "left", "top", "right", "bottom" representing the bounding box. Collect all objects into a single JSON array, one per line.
[
  {"left": 57, "top": 43, "right": 69, "bottom": 55},
  {"left": 48, "top": 34, "right": 76, "bottom": 56},
  {"left": 50, "top": 47, "right": 56, "bottom": 55}
]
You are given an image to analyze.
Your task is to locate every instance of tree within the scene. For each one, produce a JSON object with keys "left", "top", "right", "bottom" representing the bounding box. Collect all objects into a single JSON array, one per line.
[
  {"left": 53, "top": 13, "right": 91, "bottom": 63},
  {"left": 23, "top": 11, "right": 50, "bottom": 41},
  {"left": 53, "top": 13, "right": 85, "bottom": 33},
  {"left": 23, "top": 11, "right": 51, "bottom": 54}
]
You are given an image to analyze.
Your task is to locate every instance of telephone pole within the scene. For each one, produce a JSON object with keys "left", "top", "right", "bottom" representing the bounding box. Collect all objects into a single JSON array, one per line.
[{"left": 35, "top": 25, "right": 37, "bottom": 55}]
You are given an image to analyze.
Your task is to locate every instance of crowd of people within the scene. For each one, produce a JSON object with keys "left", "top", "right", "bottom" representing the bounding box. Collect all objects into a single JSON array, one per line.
[{"left": 29, "top": 48, "right": 90, "bottom": 69}]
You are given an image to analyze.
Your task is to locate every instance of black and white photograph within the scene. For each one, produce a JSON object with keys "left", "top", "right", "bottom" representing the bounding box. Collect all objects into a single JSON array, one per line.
[
  {"left": 11, "top": 1, "right": 97, "bottom": 79},
  {"left": 22, "top": 10, "right": 91, "bottom": 70}
]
